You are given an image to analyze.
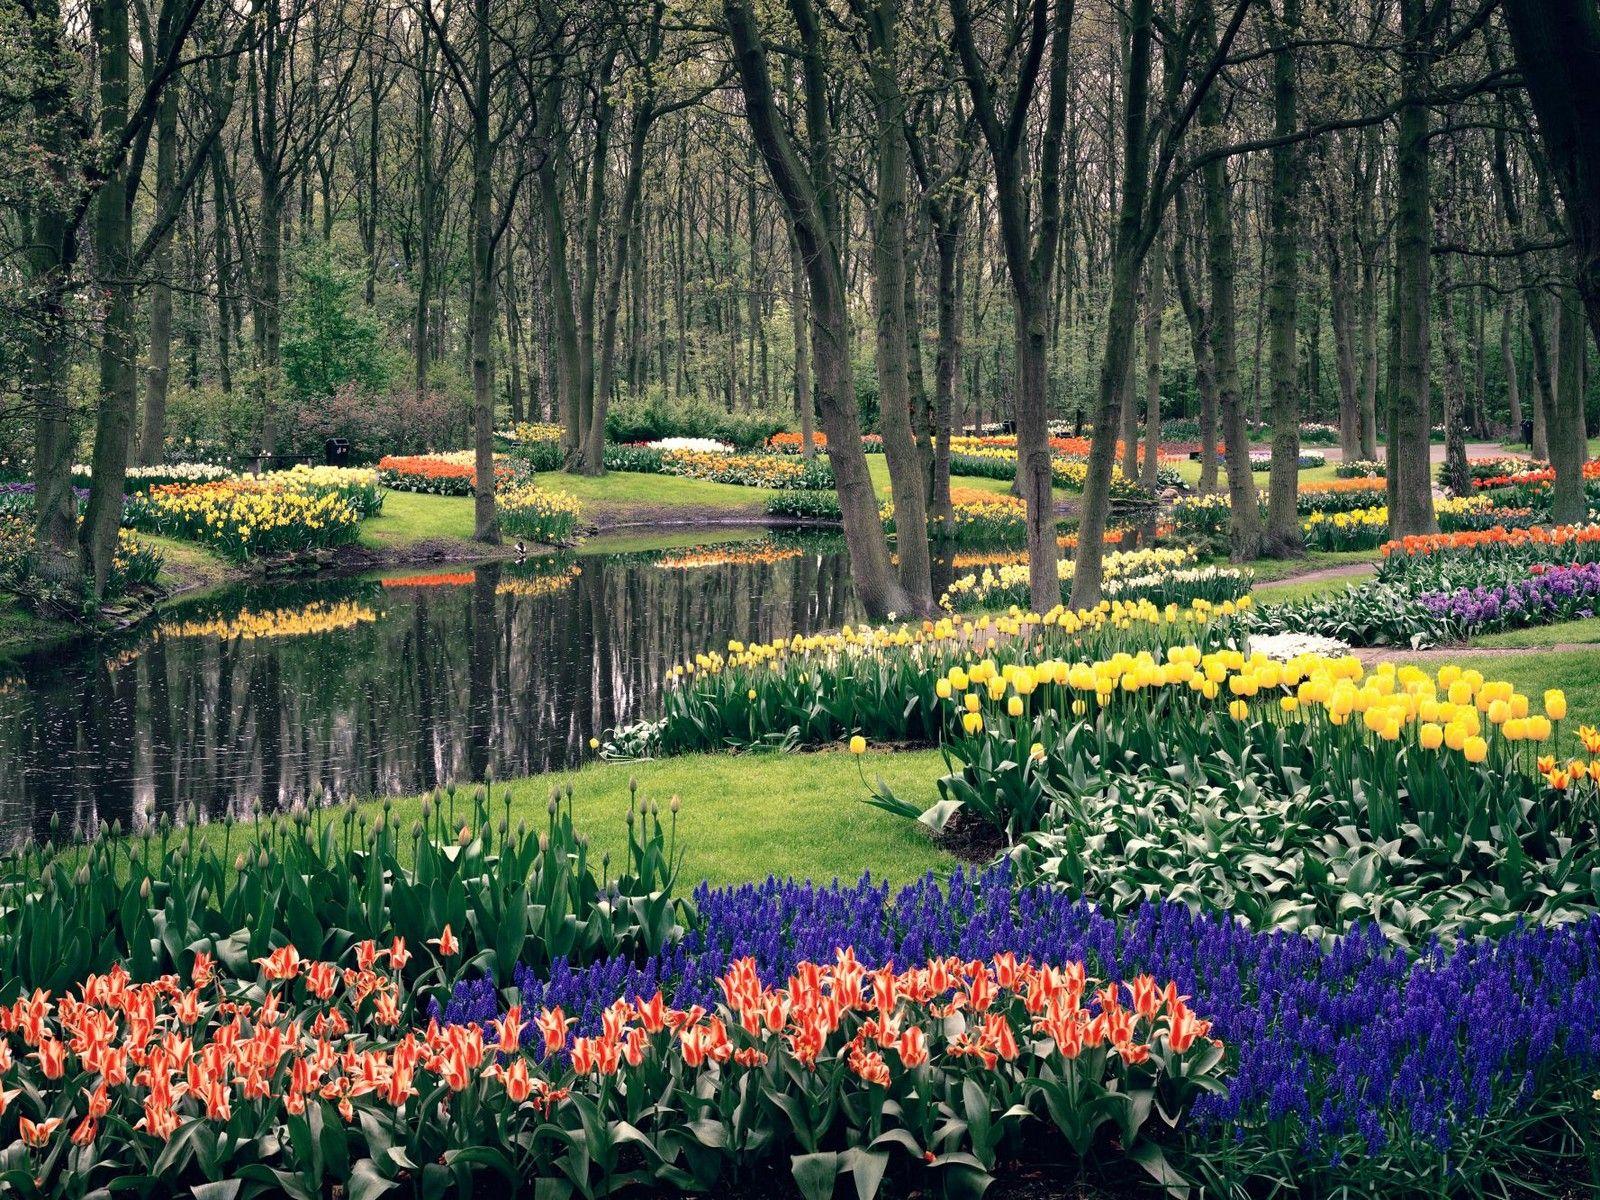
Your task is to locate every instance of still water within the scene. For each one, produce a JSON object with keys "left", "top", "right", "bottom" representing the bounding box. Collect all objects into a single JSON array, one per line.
[{"left": 0, "top": 531, "right": 859, "bottom": 844}]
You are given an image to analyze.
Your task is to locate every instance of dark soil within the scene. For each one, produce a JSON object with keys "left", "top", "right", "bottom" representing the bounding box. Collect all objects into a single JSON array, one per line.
[{"left": 934, "top": 807, "right": 1008, "bottom": 863}]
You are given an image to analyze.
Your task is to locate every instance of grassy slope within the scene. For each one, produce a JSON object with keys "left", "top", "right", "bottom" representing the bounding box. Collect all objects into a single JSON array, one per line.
[
  {"left": 1471, "top": 616, "right": 1600, "bottom": 649},
  {"left": 215, "top": 749, "right": 949, "bottom": 890},
  {"left": 358, "top": 490, "right": 480, "bottom": 550}
]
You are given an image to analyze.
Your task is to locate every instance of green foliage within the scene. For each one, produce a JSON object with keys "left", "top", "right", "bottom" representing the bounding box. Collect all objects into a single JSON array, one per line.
[
  {"left": 0, "top": 779, "right": 687, "bottom": 1003},
  {"left": 605, "top": 391, "right": 789, "bottom": 450},
  {"left": 766, "top": 490, "right": 842, "bottom": 521},
  {"left": 282, "top": 248, "right": 392, "bottom": 404}
]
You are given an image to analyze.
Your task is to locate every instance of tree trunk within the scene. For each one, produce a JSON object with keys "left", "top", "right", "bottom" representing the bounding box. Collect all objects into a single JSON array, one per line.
[
  {"left": 865, "top": 0, "right": 934, "bottom": 612},
  {"left": 1326, "top": 220, "right": 1361, "bottom": 460},
  {"left": 1198, "top": 12, "right": 1261, "bottom": 561},
  {"left": 1551, "top": 277, "right": 1589, "bottom": 523},
  {"left": 724, "top": 0, "right": 908, "bottom": 619},
  {"left": 1261, "top": 0, "right": 1302, "bottom": 557},
  {"left": 1071, "top": 0, "right": 1147, "bottom": 608},
  {"left": 789, "top": 232, "right": 814, "bottom": 459},
  {"left": 140, "top": 9, "right": 182, "bottom": 468},
  {"left": 929, "top": 205, "right": 961, "bottom": 525},
  {"left": 539, "top": 76, "right": 580, "bottom": 462},
  {"left": 1385, "top": 0, "right": 1437, "bottom": 538},
  {"left": 1436, "top": 251, "right": 1471, "bottom": 497},
  {"left": 1502, "top": 293, "right": 1522, "bottom": 434},
  {"left": 1501, "top": 0, "right": 1600, "bottom": 354},
  {"left": 23, "top": 0, "right": 82, "bottom": 588},
  {"left": 1172, "top": 187, "right": 1219, "bottom": 493},
  {"left": 81, "top": 0, "right": 139, "bottom": 596},
  {"left": 467, "top": 0, "right": 498, "bottom": 544},
  {"left": 1141, "top": 243, "right": 1164, "bottom": 495}
]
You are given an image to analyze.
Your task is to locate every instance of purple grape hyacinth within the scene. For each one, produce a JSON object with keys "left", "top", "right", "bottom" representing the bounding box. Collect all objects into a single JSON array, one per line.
[
  {"left": 433, "top": 865, "right": 1600, "bottom": 1169},
  {"left": 1419, "top": 560, "right": 1600, "bottom": 634}
]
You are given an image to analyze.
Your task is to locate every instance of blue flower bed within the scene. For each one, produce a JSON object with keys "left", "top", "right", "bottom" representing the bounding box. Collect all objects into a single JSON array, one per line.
[
  {"left": 437, "top": 866, "right": 1600, "bottom": 1185},
  {"left": 1420, "top": 560, "right": 1600, "bottom": 634}
]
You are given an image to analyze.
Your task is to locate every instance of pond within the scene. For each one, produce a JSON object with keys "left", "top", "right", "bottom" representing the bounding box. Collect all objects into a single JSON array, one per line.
[{"left": 0, "top": 530, "right": 861, "bottom": 844}]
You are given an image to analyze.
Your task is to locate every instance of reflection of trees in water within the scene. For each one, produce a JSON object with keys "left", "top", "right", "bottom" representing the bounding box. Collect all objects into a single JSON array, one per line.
[{"left": 0, "top": 544, "right": 858, "bottom": 840}]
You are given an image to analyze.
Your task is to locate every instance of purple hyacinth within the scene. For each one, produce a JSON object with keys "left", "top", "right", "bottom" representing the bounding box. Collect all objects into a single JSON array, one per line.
[
  {"left": 439, "top": 864, "right": 1600, "bottom": 1172},
  {"left": 1419, "top": 561, "right": 1600, "bottom": 635}
]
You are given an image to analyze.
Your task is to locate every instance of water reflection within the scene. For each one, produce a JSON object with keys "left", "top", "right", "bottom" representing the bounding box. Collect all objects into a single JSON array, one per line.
[{"left": 0, "top": 532, "right": 856, "bottom": 843}]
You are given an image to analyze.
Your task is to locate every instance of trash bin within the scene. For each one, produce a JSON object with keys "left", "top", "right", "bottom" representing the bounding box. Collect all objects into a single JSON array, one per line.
[
  {"left": 1520, "top": 418, "right": 1533, "bottom": 447},
  {"left": 325, "top": 438, "right": 351, "bottom": 467}
]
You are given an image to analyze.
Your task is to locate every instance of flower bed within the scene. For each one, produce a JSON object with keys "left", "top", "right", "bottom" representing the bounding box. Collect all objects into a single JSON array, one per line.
[
  {"left": 1419, "top": 560, "right": 1600, "bottom": 636},
  {"left": 123, "top": 477, "right": 365, "bottom": 562},
  {"left": 766, "top": 430, "right": 826, "bottom": 452},
  {"left": 1249, "top": 450, "right": 1325, "bottom": 470},
  {"left": 499, "top": 422, "right": 567, "bottom": 470},
  {"left": 938, "top": 546, "right": 1243, "bottom": 611},
  {"left": 0, "top": 914, "right": 1222, "bottom": 1200},
  {"left": 73, "top": 460, "right": 234, "bottom": 491},
  {"left": 1334, "top": 458, "right": 1384, "bottom": 478},
  {"left": 1377, "top": 522, "right": 1600, "bottom": 588},
  {"left": 1296, "top": 477, "right": 1387, "bottom": 514},
  {"left": 377, "top": 452, "right": 520, "bottom": 495},
  {"left": 641, "top": 599, "right": 1247, "bottom": 756},
  {"left": 497, "top": 483, "right": 582, "bottom": 544},
  {"left": 443, "top": 869, "right": 1600, "bottom": 1196},
  {"left": 884, "top": 487, "right": 1027, "bottom": 544},
  {"left": 1301, "top": 504, "right": 1388, "bottom": 551},
  {"left": 658, "top": 447, "right": 833, "bottom": 490}
]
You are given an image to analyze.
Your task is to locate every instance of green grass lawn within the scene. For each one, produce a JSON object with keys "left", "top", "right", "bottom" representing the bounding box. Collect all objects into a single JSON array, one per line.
[
  {"left": 1170, "top": 457, "right": 1343, "bottom": 488},
  {"left": 533, "top": 470, "right": 773, "bottom": 519},
  {"left": 1470, "top": 616, "right": 1600, "bottom": 649},
  {"left": 1252, "top": 565, "right": 1377, "bottom": 605},
  {"left": 190, "top": 748, "right": 949, "bottom": 889},
  {"left": 359, "top": 489, "right": 480, "bottom": 549}
]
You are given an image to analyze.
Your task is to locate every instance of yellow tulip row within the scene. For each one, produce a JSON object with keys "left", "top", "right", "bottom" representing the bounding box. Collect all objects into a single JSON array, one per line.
[{"left": 931, "top": 644, "right": 1570, "bottom": 772}]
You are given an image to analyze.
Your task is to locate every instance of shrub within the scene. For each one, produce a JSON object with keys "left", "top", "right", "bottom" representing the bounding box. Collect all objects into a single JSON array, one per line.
[{"left": 604, "top": 393, "right": 789, "bottom": 450}]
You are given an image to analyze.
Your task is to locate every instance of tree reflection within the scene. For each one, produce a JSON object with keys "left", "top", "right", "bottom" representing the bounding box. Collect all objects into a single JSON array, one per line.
[{"left": 0, "top": 536, "right": 860, "bottom": 840}]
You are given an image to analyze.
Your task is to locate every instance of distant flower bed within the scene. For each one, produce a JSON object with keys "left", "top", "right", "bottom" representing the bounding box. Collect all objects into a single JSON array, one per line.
[
  {"left": 378, "top": 452, "right": 519, "bottom": 495},
  {"left": 1335, "top": 458, "right": 1385, "bottom": 478},
  {"left": 124, "top": 475, "right": 366, "bottom": 561},
  {"left": 499, "top": 422, "right": 566, "bottom": 470},
  {"left": 649, "top": 436, "right": 735, "bottom": 454},
  {"left": 938, "top": 546, "right": 1238, "bottom": 611},
  {"left": 885, "top": 487, "right": 1026, "bottom": 545},
  {"left": 658, "top": 447, "right": 833, "bottom": 490},
  {"left": 497, "top": 483, "right": 582, "bottom": 545},
  {"left": 1296, "top": 476, "right": 1387, "bottom": 514},
  {"left": 765, "top": 430, "right": 826, "bottom": 452},
  {"left": 73, "top": 461, "right": 234, "bottom": 491},
  {"left": 1250, "top": 450, "right": 1325, "bottom": 470}
]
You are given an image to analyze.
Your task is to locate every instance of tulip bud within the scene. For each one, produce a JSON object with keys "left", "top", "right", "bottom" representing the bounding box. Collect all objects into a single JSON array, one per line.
[
  {"left": 235, "top": 853, "right": 247, "bottom": 872},
  {"left": 458, "top": 823, "right": 471, "bottom": 846},
  {"left": 670, "top": 795, "right": 681, "bottom": 814},
  {"left": 140, "top": 877, "right": 151, "bottom": 898}
]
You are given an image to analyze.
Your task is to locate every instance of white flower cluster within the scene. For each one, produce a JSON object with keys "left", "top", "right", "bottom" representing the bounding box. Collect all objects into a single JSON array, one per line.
[
  {"left": 647, "top": 437, "right": 734, "bottom": 453},
  {"left": 76, "top": 461, "right": 234, "bottom": 482},
  {"left": 1247, "top": 631, "right": 1353, "bottom": 662},
  {"left": 1104, "top": 565, "right": 1248, "bottom": 594}
]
